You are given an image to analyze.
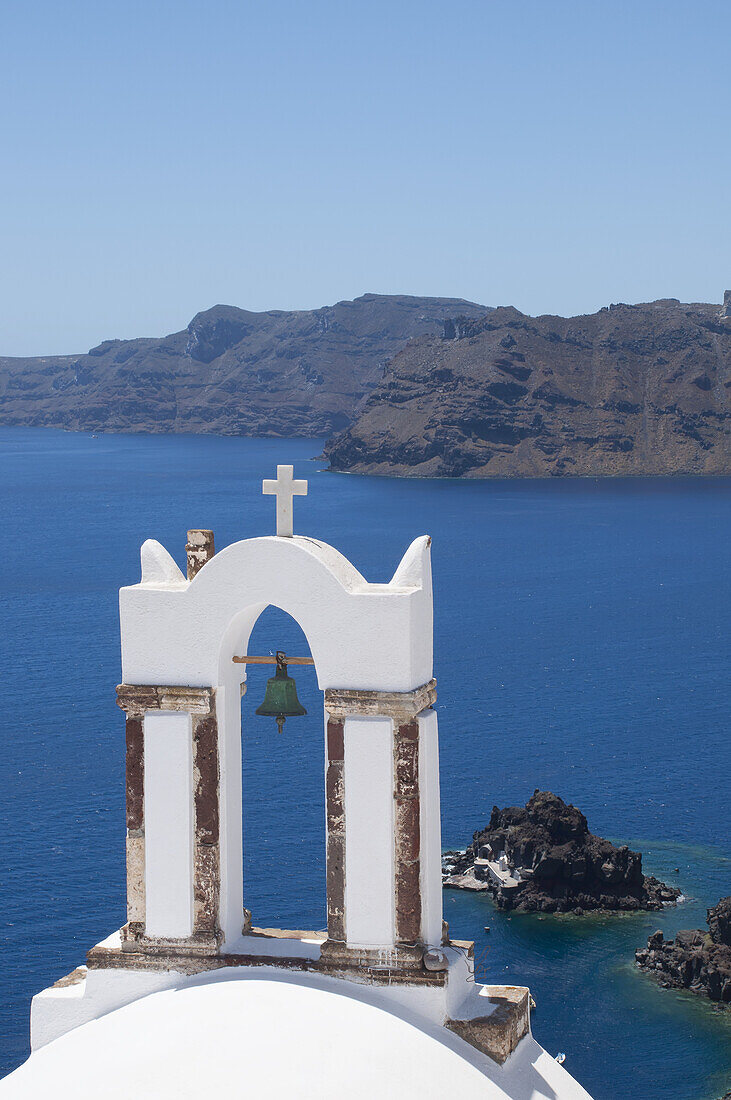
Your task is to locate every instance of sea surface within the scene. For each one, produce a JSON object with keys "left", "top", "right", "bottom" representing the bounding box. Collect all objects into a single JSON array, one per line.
[{"left": 0, "top": 426, "right": 729, "bottom": 1099}]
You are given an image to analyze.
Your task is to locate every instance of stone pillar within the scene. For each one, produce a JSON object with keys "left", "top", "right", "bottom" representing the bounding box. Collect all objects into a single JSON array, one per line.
[
  {"left": 185, "top": 529, "right": 215, "bottom": 580},
  {"left": 325, "top": 718, "right": 345, "bottom": 943},
  {"left": 116, "top": 685, "right": 222, "bottom": 956},
  {"left": 322, "top": 679, "right": 437, "bottom": 971},
  {"left": 123, "top": 712, "right": 145, "bottom": 939},
  {"left": 393, "top": 718, "right": 421, "bottom": 945}
]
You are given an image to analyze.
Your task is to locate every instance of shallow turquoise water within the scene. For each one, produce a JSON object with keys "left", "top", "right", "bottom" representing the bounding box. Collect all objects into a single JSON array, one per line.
[{"left": 0, "top": 427, "right": 729, "bottom": 1097}]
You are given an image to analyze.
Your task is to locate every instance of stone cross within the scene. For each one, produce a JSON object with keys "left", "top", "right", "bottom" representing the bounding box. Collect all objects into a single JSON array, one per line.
[{"left": 262, "top": 465, "right": 308, "bottom": 537}]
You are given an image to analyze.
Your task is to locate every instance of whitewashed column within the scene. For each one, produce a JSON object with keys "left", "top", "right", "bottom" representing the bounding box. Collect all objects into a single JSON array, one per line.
[
  {"left": 322, "top": 679, "right": 437, "bottom": 969},
  {"left": 343, "top": 716, "right": 395, "bottom": 947},
  {"left": 144, "top": 712, "right": 194, "bottom": 937},
  {"left": 116, "top": 684, "right": 222, "bottom": 954}
]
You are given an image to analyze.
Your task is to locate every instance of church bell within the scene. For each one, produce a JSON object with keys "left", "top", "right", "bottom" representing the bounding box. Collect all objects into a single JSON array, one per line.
[{"left": 255, "top": 652, "right": 307, "bottom": 734}]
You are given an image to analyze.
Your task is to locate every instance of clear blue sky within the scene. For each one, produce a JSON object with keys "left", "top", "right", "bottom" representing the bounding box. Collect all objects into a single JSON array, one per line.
[{"left": 1, "top": 0, "right": 729, "bottom": 355}]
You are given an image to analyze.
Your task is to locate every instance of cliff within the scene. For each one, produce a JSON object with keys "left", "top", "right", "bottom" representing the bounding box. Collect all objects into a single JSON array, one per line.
[
  {"left": 0, "top": 294, "right": 487, "bottom": 437},
  {"left": 443, "top": 790, "right": 680, "bottom": 913},
  {"left": 5, "top": 293, "right": 730, "bottom": 476},
  {"left": 325, "top": 296, "right": 731, "bottom": 477},
  {"left": 636, "top": 896, "right": 731, "bottom": 1003}
]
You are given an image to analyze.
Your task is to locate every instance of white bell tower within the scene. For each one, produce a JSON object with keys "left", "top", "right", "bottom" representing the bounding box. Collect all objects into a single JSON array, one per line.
[
  {"left": 27, "top": 466, "right": 551, "bottom": 1081},
  {"left": 115, "top": 464, "right": 441, "bottom": 969}
]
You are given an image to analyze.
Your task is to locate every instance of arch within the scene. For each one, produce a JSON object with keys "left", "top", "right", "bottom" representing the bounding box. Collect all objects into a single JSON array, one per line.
[
  {"left": 117, "top": 532, "right": 442, "bottom": 965},
  {"left": 216, "top": 601, "right": 325, "bottom": 941},
  {"left": 121, "top": 534, "right": 433, "bottom": 692},
  {"left": 239, "top": 604, "right": 325, "bottom": 931}
]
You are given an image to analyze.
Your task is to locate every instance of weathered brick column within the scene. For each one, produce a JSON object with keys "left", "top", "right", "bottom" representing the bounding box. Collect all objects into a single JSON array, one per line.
[
  {"left": 322, "top": 679, "right": 436, "bottom": 970},
  {"left": 325, "top": 718, "right": 346, "bottom": 943},
  {"left": 123, "top": 709, "right": 145, "bottom": 939},
  {"left": 185, "top": 529, "right": 215, "bottom": 580},
  {"left": 393, "top": 718, "right": 421, "bottom": 945},
  {"left": 116, "top": 684, "right": 222, "bottom": 956}
]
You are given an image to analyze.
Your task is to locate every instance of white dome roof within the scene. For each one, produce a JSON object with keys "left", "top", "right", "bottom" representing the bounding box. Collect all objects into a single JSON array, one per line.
[{"left": 1, "top": 972, "right": 590, "bottom": 1100}]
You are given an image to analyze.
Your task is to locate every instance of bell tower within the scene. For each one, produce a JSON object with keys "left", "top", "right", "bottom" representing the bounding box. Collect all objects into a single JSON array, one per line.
[
  {"left": 113, "top": 465, "right": 443, "bottom": 970},
  {"left": 30, "top": 465, "right": 535, "bottom": 1074}
]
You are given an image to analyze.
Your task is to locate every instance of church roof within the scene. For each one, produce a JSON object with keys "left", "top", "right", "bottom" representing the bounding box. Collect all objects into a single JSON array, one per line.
[{"left": 2, "top": 971, "right": 591, "bottom": 1099}]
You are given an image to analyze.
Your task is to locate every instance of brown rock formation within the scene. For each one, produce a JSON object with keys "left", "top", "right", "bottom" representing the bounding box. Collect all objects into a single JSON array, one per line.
[
  {"left": 325, "top": 297, "right": 731, "bottom": 477},
  {"left": 635, "top": 896, "right": 731, "bottom": 1002},
  {"left": 0, "top": 294, "right": 487, "bottom": 437},
  {"left": 443, "top": 790, "right": 680, "bottom": 913}
]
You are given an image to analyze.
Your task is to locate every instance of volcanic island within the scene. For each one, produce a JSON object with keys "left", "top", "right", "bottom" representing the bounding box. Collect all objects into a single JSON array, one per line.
[{"left": 443, "top": 791, "right": 681, "bottom": 914}]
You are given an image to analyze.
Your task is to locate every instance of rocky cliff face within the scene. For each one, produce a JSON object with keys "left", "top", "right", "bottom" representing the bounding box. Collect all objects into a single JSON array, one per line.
[
  {"left": 636, "top": 897, "right": 731, "bottom": 1003},
  {"left": 0, "top": 294, "right": 487, "bottom": 437},
  {"left": 325, "top": 297, "right": 731, "bottom": 477},
  {"left": 444, "top": 790, "right": 680, "bottom": 913}
]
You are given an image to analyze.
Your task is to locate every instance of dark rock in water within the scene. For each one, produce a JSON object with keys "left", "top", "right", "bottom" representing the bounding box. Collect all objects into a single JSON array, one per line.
[
  {"left": 443, "top": 790, "right": 681, "bottom": 914},
  {"left": 708, "top": 895, "right": 731, "bottom": 947},
  {"left": 635, "top": 897, "right": 731, "bottom": 1003}
]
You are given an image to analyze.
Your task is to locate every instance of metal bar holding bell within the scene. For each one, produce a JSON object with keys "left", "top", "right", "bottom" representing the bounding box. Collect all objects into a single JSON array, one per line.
[{"left": 232, "top": 654, "right": 314, "bottom": 665}]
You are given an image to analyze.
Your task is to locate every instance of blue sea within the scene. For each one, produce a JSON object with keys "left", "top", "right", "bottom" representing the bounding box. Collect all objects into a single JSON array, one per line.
[{"left": 1, "top": 426, "right": 729, "bottom": 1099}]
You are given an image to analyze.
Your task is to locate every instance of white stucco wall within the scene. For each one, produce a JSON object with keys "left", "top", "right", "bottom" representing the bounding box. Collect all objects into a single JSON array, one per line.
[
  {"left": 120, "top": 535, "right": 433, "bottom": 693},
  {"left": 15, "top": 969, "right": 595, "bottom": 1100},
  {"left": 343, "top": 717, "right": 395, "bottom": 947},
  {"left": 30, "top": 956, "right": 185, "bottom": 1051},
  {"left": 119, "top": 532, "right": 438, "bottom": 954},
  {"left": 217, "top": 682, "right": 244, "bottom": 946},
  {"left": 144, "top": 713, "right": 193, "bottom": 938},
  {"left": 418, "top": 708, "right": 443, "bottom": 947}
]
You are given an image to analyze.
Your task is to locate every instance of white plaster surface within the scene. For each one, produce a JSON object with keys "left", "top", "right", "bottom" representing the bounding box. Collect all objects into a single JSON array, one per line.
[
  {"left": 144, "top": 712, "right": 193, "bottom": 938},
  {"left": 139, "top": 539, "right": 185, "bottom": 586},
  {"left": 9, "top": 970, "right": 594, "bottom": 1099},
  {"left": 29, "top": 946, "right": 476, "bottom": 1052},
  {"left": 224, "top": 932, "right": 324, "bottom": 960},
  {"left": 445, "top": 946, "right": 482, "bottom": 1018},
  {"left": 344, "top": 717, "right": 395, "bottom": 947},
  {"left": 418, "top": 708, "right": 443, "bottom": 947},
  {"left": 30, "top": 967, "right": 184, "bottom": 1051},
  {"left": 122, "top": 533, "right": 434, "bottom": 948},
  {"left": 120, "top": 534, "right": 433, "bottom": 691},
  {"left": 217, "top": 682, "right": 244, "bottom": 946}
]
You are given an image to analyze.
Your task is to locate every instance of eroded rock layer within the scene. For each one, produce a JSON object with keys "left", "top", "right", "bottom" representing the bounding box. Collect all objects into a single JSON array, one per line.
[
  {"left": 0, "top": 295, "right": 487, "bottom": 437},
  {"left": 325, "top": 297, "right": 731, "bottom": 477}
]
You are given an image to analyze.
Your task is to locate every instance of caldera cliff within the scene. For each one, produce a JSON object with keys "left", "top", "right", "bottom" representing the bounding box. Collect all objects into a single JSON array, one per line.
[
  {"left": 325, "top": 295, "right": 731, "bottom": 477},
  {"left": 0, "top": 294, "right": 487, "bottom": 437}
]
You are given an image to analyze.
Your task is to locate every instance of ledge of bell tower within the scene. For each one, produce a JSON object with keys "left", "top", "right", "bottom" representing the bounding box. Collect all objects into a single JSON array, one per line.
[
  {"left": 39, "top": 929, "right": 533, "bottom": 1068},
  {"left": 87, "top": 924, "right": 456, "bottom": 985}
]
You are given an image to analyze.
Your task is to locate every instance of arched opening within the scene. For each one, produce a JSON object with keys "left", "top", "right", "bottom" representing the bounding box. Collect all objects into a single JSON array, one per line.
[{"left": 239, "top": 605, "right": 326, "bottom": 932}]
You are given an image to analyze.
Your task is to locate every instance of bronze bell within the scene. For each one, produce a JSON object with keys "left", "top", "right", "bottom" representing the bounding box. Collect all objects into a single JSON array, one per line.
[{"left": 255, "top": 652, "right": 307, "bottom": 733}]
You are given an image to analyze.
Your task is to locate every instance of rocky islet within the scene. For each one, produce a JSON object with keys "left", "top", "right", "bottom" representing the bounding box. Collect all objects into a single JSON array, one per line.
[
  {"left": 443, "top": 790, "right": 681, "bottom": 914},
  {"left": 635, "top": 897, "right": 731, "bottom": 1004}
]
